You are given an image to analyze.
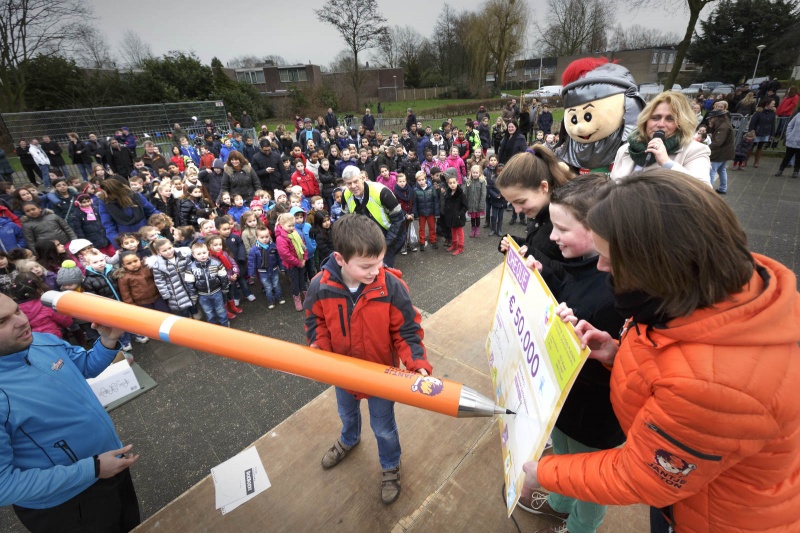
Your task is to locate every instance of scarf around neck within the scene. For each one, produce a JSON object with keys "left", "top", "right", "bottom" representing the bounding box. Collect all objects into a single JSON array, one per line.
[
  {"left": 287, "top": 230, "right": 305, "bottom": 261},
  {"left": 209, "top": 249, "right": 232, "bottom": 271},
  {"left": 626, "top": 131, "right": 683, "bottom": 167}
]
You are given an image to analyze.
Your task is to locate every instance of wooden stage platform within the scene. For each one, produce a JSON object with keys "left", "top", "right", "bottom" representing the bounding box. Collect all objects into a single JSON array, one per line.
[{"left": 137, "top": 266, "right": 649, "bottom": 532}]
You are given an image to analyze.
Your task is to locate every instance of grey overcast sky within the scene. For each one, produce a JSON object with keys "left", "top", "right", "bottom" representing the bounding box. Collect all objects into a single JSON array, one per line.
[{"left": 89, "top": 0, "right": 712, "bottom": 67}]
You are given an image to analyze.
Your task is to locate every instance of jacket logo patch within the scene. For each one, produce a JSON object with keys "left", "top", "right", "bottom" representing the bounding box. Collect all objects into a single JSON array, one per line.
[
  {"left": 411, "top": 376, "right": 443, "bottom": 396},
  {"left": 648, "top": 449, "right": 697, "bottom": 488},
  {"left": 51, "top": 358, "right": 64, "bottom": 371}
]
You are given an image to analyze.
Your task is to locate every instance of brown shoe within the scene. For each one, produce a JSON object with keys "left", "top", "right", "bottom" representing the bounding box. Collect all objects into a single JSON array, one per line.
[
  {"left": 381, "top": 463, "right": 401, "bottom": 504},
  {"left": 517, "top": 489, "right": 570, "bottom": 520},
  {"left": 321, "top": 439, "right": 358, "bottom": 469}
]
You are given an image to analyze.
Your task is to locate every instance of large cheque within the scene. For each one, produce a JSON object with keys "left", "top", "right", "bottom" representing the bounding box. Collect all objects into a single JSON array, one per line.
[{"left": 486, "top": 238, "right": 590, "bottom": 516}]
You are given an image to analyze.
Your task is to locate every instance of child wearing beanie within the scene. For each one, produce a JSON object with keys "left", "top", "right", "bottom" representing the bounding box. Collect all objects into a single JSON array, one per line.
[{"left": 55, "top": 260, "right": 98, "bottom": 346}]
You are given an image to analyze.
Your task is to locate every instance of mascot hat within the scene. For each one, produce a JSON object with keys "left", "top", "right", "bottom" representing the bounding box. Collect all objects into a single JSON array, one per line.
[{"left": 561, "top": 57, "right": 639, "bottom": 107}]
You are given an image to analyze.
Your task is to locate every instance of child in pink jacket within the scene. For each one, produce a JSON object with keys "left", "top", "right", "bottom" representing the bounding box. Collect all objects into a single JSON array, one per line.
[{"left": 275, "top": 212, "right": 308, "bottom": 311}]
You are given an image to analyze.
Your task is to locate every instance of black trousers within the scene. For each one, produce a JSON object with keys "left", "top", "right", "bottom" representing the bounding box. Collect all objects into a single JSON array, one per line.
[{"left": 14, "top": 468, "right": 140, "bottom": 533}]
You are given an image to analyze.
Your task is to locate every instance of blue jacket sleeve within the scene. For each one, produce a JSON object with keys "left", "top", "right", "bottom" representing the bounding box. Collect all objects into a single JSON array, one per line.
[
  {"left": 0, "top": 425, "right": 95, "bottom": 507},
  {"left": 97, "top": 201, "right": 119, "bottom": 245},
  {"left": 66, "top": 336, "right": 122, "bottom": 379},
  {"left": 138, "top": 193, "right": 160, "bottom": 219},
  {"left": 247, "top": 246, "right": 257, "bottom": 277}
]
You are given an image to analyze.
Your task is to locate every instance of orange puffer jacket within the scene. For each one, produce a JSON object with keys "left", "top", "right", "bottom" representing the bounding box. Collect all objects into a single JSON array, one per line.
[{"left": 538, "top": 254, "right": 800, "bottom": 532}]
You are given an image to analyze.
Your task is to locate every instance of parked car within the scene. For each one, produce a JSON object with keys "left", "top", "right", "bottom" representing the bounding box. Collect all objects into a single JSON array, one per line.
[
  {"left": 712, "top": 84, "right": 736, "bottom": 96},
  {"left": 681, "top": 83, "right": 704, "bottom": 96},
  {"left": 700, "top": 81, "right": 723, "bottom": 92},
  {"left": 525, "top": 85, "right": 563, "bottom": 100},
  {"left": 638, "top": 83, "right": 683, "bottom": 97}
]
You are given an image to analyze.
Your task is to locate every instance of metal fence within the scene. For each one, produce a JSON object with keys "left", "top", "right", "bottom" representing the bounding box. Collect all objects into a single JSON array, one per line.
[{"left": 1, "top": 101, "right": 232, "bottom": 149}]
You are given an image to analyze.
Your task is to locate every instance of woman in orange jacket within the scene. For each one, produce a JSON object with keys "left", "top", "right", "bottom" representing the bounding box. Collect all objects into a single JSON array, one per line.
[{"left": 522, "top": 170, "right": 800, "bottom": 533}]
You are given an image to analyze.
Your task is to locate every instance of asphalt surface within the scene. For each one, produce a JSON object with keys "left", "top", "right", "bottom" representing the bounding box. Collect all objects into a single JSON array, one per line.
[{"left": 2, "top": 154, "right": 798, "bottom": 531}]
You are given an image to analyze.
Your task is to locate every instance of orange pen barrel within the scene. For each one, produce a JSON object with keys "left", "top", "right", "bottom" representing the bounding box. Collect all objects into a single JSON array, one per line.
[{"left": 41, "top": 291, "right": 472, "bottom": 417}]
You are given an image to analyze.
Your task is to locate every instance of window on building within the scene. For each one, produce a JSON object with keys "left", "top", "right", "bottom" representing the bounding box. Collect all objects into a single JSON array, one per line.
[
  {"left": 236, "top": 70, "right": 265, "bottom": 84},
  {"left": 652, "top": 52, "right": 658, "bottom": 64},
  {"left": 661, "top": 52, "right": 667, "bottom": 64},
  {"left": 279, "top": 68, "right": 308, "bottom": 83},
  {"left": 668, "top": 52, "right": 675, "bottom": 64}
]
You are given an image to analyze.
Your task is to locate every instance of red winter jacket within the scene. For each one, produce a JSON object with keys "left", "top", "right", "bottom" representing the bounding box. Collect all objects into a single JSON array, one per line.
[
  {"left": 19, "top": 298, "right": 73, "bottom": 338},
  {"left": 304, "top": 259, "right": 431, "bottom": 398},
  {"left": 0, "top": 205, "right": 21, "bottom": 228},
  {"left": 291, "top": 170, "right": 319, "bottom": 198}
]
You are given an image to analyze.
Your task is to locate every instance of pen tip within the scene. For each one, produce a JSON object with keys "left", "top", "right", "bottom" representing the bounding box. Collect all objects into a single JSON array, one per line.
[{"left": 506, "top": 409, "right": 516, "bottom": 415}]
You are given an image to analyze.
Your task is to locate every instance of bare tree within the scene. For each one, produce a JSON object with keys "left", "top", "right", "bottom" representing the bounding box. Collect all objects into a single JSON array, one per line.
[
  {"left": 0, "top": 0, "right": 90, "bottom": 111},
  {"left": 118, "top": 30, "right": 152, "bottom": 69},
  {"left": 639, "top": 0, "right": 720, "bottom": 88},
  {"left": 315, "top": 0, "right": 388, "bottom": 110},
  {"left": 537, "top": 0, "right": 614, "bottom": 56},
  {"left": 372, "top": 26, "right": 400, "bottom": 69},
  {"left": 483, "top": 0, "right": 529, "bottom": 88},
  {"left": 72, "top": 24, "right": 117, "bottom": 69},
  {"left": 607, "top": 24, "right": 680, "bottom": 50},
  {"left": 228, "top": 54, "right": 288, "bottom": 68}
]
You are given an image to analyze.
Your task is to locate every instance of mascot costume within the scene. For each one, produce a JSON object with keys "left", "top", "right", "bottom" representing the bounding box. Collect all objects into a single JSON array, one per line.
[{"left": 557, "top": 57, "right": 645, "bottom": 173}]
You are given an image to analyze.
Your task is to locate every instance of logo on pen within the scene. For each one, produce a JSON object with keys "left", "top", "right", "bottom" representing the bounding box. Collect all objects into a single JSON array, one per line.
[{"left": 411, "top": 376, "right": 443, "bottom": 397}]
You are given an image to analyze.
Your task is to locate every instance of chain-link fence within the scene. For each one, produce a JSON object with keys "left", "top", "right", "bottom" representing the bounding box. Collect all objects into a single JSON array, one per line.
[{"left": 1, "top": 101, "right": 232, "bottom": 150}]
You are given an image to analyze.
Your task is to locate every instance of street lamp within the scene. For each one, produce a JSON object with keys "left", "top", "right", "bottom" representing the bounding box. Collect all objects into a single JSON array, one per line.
[
  {"left": 393, "top": 75, "right": 397, "bottom": 102},
  {"left": 752, "top": 44, "right": 766, "bottom": 84}
]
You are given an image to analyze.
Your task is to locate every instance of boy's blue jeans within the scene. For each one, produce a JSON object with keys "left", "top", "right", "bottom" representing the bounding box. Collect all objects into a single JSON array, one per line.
[
  {"left": 335, "top": 387, "right": 401, "bottom": 470},
  {"left": 198, "top": 292, "right": 229, "bottom": 326},
  {"left": 258, "top": 269, "right": 282, "bottom": 303}
]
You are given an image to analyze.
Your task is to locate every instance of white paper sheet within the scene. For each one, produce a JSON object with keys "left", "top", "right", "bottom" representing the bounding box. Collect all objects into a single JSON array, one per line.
[{"left": 211, "top": 447, "right": 270, "bottom": 513}]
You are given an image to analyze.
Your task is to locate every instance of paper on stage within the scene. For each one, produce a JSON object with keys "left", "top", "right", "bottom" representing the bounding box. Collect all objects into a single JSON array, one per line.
[{"left": 211, "top": 447, "right": 271, "bottom": 514}]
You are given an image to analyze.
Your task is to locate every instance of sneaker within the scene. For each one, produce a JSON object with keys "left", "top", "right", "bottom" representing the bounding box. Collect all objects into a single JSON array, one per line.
[
  {"left": 509, "top": 220, "right": 516, "bottom": 225},
  {"left": 121, "top": 342, "right": 133, "bottom": 352},
  {"left": 419, "top": 242, "right": 426, "bottom": 252},
  {"left": 133, "top": 335, "right": 149, "bottom": 344},
  {"left": 430, "top": 242, "right": 438, "bottom": 250},
  {"left": 517, "top": 489, "right": 570, "bottom": 520},
  {"left": 534, "top": 525, "right": 569, "bottom": 533},
  {"left": 775, "top": 170, "right": 784, "bottom": 177},
  {"left": 400, "top": 247, "right": 408, "bottom": 255},
  {"left": 268, "top": 303, "right": 275, "bottom": 309},
  {"left": 488, "top": 230, "right": 496, "bottom": 236},
  {"left": 234, "top": 299, "right": 240, "bottom": 306},
  {"left": 278, "top": 299, "right": 286, "bottom": 305},
  {"left": 247, "top": 278, "right": 255, "bottom": 285},
  {"left": 381, "top": 463, "right": 401, "bottom": 504},
  {"left": 793, "top": 172, "right": 799, "bottom": 179},
  {"left": 715, "top": 189, "right": 727, "bottom": 195},
  {"left": 410, "top": 245, "right": 418, "bottom": 252},
  {"left": 247, "top": 294, "right": 256, "bottom": 302},
  {"left": 321, "top": 438, "right": 358, "bottom": 469}
]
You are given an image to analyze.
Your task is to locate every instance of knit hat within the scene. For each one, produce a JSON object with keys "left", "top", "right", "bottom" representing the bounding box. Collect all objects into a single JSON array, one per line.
[
  {"left": 274, "top": 190, "right": 287, "bottom": 202},
  {"left": 67, "top": 239, "right": 93, "bottom": 255},
  {"left": 212, "top": 159, "right": 225, "bottom": 170},
  {"left": 443, "top": 167, "right": 458, "bottom": 179},
  {"left": 56, "top": 260, "right": 84, "bottom": 288},
  {"left": 290, "top": 207, "right": 306, "bottom": 218},
  {"left": 250, "top": 199, "right": 263, "bottom": 209}
]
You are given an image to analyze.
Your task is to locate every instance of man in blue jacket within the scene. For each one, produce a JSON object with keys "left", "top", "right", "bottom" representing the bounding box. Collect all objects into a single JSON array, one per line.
[{"left": 0, "top": 292, "right": 140, "bottom": 532}]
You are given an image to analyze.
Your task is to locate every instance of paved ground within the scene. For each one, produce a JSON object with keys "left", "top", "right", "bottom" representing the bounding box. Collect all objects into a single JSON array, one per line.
[{"left": 2, "top": 154, "right": 798, "bottom": 531}]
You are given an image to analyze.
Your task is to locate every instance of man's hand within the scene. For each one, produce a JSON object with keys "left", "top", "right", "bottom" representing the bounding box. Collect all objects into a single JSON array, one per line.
[
  {"left": 416, "top": 368, "right": 429, "bottom": 376},
  {"left": 91, "top": 322, "right": 124, "bottom": 350},
  {"left": 98, "top": 444, "right": 139, "bottom": 478}
]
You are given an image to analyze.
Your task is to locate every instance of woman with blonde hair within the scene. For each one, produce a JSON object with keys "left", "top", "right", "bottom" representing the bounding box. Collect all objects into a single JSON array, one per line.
[
  {"left": 735, "top": 91, "right": 757, "bottom": 116},
  {"left": 611, "top": 91, "right": 711, "bottom": 184}
]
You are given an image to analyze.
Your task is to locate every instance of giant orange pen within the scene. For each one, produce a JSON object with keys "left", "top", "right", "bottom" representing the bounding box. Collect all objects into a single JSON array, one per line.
[{"left": 41, "top": 291, "right": 512, "bottom": 418}]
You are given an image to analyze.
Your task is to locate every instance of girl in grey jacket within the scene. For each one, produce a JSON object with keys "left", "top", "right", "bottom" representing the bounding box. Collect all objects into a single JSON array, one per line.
[{"left": 147, "top": 238, "right": 195, "bottom": 316}]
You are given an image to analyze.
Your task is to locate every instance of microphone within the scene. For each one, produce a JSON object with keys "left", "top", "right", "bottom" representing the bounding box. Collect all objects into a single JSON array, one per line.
[{"left": 644, "top": 130, "right": 666, "bottom": 167}]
